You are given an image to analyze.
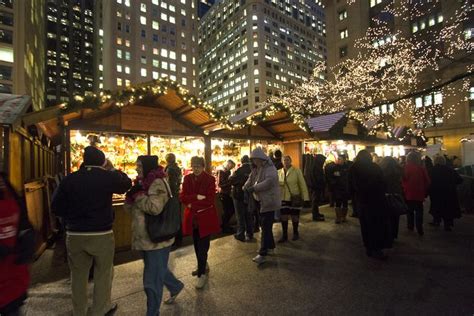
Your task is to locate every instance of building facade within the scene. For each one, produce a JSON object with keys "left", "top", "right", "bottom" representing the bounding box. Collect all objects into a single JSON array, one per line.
[
  {"left": 323, "top": 0, "right": 473, "bottom": 157},
  {"left": 99, "top": 0, "right": 199, "bottom": 94},
  {"left": 198, "top": 0, "right": 326, "bottom": 116},
  {"left": 198, "top": 0, "right": 215, "bottom": 19},
  {"left": 45, "top": 0, "right": 95, "bottom": 107},
  {"left": 0, "top": 0, "right": 45, "bottom": 109}
]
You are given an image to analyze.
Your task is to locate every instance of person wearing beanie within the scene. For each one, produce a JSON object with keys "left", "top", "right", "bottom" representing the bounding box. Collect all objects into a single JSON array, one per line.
[
  {"left": 244, "top": 148, "right": 280, "bottom": 265},
  {"left": 229, "top": 155, "right": 253, "bottom": 242},
  {"left": 52, "top": 146, "right": 132, "bottom": 316}
]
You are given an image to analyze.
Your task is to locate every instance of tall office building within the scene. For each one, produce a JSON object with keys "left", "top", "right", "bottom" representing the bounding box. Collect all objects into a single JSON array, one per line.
[
  {"left": 100, "top": 0, "right": 199, "bottom": 94},
  {"left": 198, "top": 0, "right": 326, "bottom": 116},
  {"left": 0, "top": 0, "right": 45, "bottom": 109},
  {"left": 198, "top": 0, "right": 215, "bottom": 19},
  {"left": 323, "top": 0, "right": 473, "bottom": 156},
  {"left": 45, "top": 0, "right": 95, "bottom": 107}
]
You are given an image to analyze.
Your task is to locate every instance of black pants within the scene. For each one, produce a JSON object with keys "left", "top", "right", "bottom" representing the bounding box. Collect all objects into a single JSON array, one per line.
[
  {"left": 406, "top": 200, "right": 424, "bottom": 233},
  {"left": 259, "top": 211, "right": 275, "bottom": 256},
  {"left": 192, "top": 228, "right": 210, "bottom": 277},
  {"left": 311, "top": 189, "right": 324, "bottom": 217},
  {"left": 220, "top": 193, "right": 235, "bottom": 229}
]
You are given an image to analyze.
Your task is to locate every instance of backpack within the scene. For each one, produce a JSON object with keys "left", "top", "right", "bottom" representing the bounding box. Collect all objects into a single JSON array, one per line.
[{"left": 145, "top": 179, "right": 181, "bottom": 243}]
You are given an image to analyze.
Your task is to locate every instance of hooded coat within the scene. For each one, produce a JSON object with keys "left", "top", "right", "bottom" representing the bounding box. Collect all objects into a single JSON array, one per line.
[{"left": 244, "top": 148, "right": 281, "bottom": 213}]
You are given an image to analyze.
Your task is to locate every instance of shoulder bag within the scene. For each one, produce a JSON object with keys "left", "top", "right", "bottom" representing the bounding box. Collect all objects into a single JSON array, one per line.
[{"left": 145, "top": 179, "right": 181, "bottom": 243}]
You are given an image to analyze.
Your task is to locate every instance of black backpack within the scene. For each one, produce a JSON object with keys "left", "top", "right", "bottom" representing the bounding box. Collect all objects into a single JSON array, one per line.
[{"left": 145, "top": 179, "right": 181, "bottom": 243}]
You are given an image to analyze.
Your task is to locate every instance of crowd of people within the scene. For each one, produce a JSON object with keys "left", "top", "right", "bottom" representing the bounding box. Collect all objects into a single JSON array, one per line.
[{"left": 0, "top": 145, "right": 465, "bottom": 316}]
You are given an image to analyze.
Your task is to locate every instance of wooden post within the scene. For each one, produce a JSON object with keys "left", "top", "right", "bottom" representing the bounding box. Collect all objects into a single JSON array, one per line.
[{"left": 204, "top": 135, "right": 212, "bottom": 173}]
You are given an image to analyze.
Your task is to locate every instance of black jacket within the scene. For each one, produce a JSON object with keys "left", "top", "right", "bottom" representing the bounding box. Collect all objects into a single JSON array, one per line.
[
  {"left": 51, "top": 167, "right": 132, "bottom": 232},
  {"left": 165, "top": 163, "right": 182, "bottom": 196},
  {"left": 229, "top": 163, "right": 252, "bottom": 201}
]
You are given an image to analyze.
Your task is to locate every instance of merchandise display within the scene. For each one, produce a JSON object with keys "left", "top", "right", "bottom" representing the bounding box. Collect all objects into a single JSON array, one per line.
[
  {"left": 211, "top": 139, "right": 251, "bottom": 173},
  {"left": 304, "top": 140, "right": 365, "bottom": 161},
  {"left": 150, "top": 136, "right": 205, "bottom": 170}
]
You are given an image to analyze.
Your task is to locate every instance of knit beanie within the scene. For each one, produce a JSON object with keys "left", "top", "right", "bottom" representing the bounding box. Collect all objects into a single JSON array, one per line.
[{"left": 83, "top": 146, "right": 106, "bottom": 166}]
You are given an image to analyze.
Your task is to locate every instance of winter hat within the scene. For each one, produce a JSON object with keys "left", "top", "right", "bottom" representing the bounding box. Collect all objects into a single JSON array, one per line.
[
  {"left": 241, "top": 155, "right": 250, "bottom": 164},
  {"left": 250, "top": 147, "right": 269, "bottom": 161},
  {"left": 137, "top": 155, "right": 159, "bottom": 178},
  {"left": 83, "top": 146, "right": 106, "bottom": 166}
]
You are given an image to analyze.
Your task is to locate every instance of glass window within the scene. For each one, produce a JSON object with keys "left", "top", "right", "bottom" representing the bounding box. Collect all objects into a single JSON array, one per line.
[
  {"left": 415, "top": 97, "right": 423, "bottom": 108},
  {"left": 434, "top": 92, "right": 443, "bottom": 105},
  {"left": 470, "top": 87, "right": 474, "bottom": 100},
  {"left": 140, "top": 16, "right": 147, "bottom": 25},
  {"left": 140, "top": 3, "right": 146, "bottom": 12},
  {"left": 471, "top": 105, "right": 474, "bottom": 123},
  {"left": 0, "top": 47, "right": 13, "bottom": 63},
  {"left": 141, "top": 68, "right": 147, "bottom": 77}
]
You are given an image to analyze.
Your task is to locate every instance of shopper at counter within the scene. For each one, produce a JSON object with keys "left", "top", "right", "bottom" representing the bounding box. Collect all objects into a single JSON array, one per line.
[
  {"left": 229, "top": 155, "right": 254, "bottom": 242},
  {"left": 51, "top": 146, "right": 132, "bottom": 316},
  {"left": 180, "top": 156, "right": 220, "bottom": 289},
  {"left": 217, "top": 160, "right": 236, "bottom": 234}
]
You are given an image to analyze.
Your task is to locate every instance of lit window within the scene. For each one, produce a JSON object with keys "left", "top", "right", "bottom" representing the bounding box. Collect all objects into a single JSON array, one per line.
[
  {"left": 429, "top": 16, "right": 436, "bottom": 26},
  {"left": 181, "top": 54, "right": 187, "bottom": 62},
  {"left": 182, "top": 66, "right": 187, "bottom": 73},
  {"left": 153, "top": 71, "right": 159, "bottom": 79},
  {"left": 125, "top": 51, "right": 131, "bottom": 60},
  {"left": 415, "top": 97, "right": 423, "bottom": 108},
  {"left": 124, "top": 0, "right": 130, "bottom": 6},
  {"left": 125, "top": 40, "right": 130, "bottom": 47},
  {"left": 170, "top": 16, "right": 176, "bottom": 24},
  {"left": 412, "top": 24, "right": 418, "bottom": 33},
  {"left": 0, "top": 47, "right": 14, "bottom": 63},
  {"left": 153, "top": 59, "right": 159, "bottom": 67},
  {"left": 338, "top": 10, "right": 347, "bottom": 21},
  {"left": 125, "top": 79, "right": 131, "bottom": 86},
  {"left": 437, "top": 15, "right": 443, "bottom": 23},
  {"left": 117, "top": 65, "right": 123, "bottom": 72},
  {"left": 470, "top": 87, "right": 474, "bottom": 100},
  {"left": 252, "top": 15, "right": 258, "bottom": 21},
  {"left": 141, "top": 68, "right": 147, "bottom": 77},
  {"left": 161, "top": 13, "right": 168, "bottom": 21},
  {"left": 340, "top": 29, "right": 348, "bottom": 39},
  {"left": 170, "top": 63, "right": 176, "bottom": 72},
  {"left": 182, "top": 78, "right": 187, "bottom": 85},
  {"left": 434, "top": 92, "right": 443, "bottom": 105},
  {"left": 140, "top": 3, "right": 146, "bottom": 12},
  {"left": 116, "top": 49, "right": 122, "bottom": 58},
  {"left": 169, "top": 51, "right": 176, "bottom": 59},
  {"left": 162, "top": 61, "right": 168, "bottom": 70},
  {"left": 125, "top": 66, "right": 130, "bottom": 74},
  {"left": 161, "top": 48, "right": 168, "bottom": 57},
  {"left": 140, "top": 16, "right": 147, "bottom": 25},
  {"left": 152, "top": 21, "right": 159, "bottom": 30},
  {"left": 117, "top": 78, "right": 123, "bottom": 86}
]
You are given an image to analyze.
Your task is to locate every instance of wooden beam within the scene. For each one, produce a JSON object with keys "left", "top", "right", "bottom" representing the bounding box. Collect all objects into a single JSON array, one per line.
[{"left": 261, "top": 117, "right": 293, "bottom": 127}]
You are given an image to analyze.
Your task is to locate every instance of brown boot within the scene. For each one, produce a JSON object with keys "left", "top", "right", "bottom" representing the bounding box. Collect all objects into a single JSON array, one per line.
[
  {"left": 341, "top": 208, "right": 348, "bottom": 222},
  {"left": 335, "top": 207, "right": 342, "bottom": 224}
]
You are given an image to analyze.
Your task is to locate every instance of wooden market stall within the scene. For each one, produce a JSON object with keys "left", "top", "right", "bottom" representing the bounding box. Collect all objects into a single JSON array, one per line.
[
  {"left": 25, "top": 80, "right": 287, "bottom": 251},
  {"left": 0, "top": 94, "right": 59, "bottom": 257}
]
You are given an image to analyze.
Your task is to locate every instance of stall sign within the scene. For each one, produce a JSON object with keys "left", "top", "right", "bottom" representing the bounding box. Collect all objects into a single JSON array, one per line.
[{"left": 121, "top": 105, "right": 172, "bottom": 133}]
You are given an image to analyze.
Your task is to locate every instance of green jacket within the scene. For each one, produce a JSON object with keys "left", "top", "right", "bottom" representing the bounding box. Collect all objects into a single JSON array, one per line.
[{"left": 278, "top": 167, "right": 310, "bottom": 202}]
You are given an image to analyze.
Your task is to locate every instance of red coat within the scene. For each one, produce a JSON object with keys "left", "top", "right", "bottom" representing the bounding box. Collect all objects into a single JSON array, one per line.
[
  {"left": 0, "top": 198, "right": 30, "bottom": 309},
  {"left": 180, "top": 172, "right": 220, "bottom": 238},
  {"left": 402, "top": 162, "right": 430, "bottom": 201}
]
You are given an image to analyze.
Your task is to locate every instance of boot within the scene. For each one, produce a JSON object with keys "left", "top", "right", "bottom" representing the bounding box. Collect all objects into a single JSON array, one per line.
[
  {"left": 292, "top": 221, "right": 299, "bottom": 241},
  {"left": 341, "top": 207, "right": 348, "bottom": 222},
  {"left": 335, "top": 208, "right": 342, "bottom": 224},
  {"left": 278, "top": 220, "right": 288, "bottom": 243}
]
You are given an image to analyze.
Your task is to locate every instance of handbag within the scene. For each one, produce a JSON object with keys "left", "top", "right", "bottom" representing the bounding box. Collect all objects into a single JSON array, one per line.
[
  {"left": 285, "top": 171, "right": 304, "bottom": 208},
  {"left": 385, "top": 193, "right": 408, "bottom": 216},
  {"left": 145, "top": 179, "right": 181, "bottom": 243}
]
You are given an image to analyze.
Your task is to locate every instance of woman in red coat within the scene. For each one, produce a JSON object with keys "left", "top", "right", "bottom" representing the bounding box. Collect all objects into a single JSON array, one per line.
[
  {"left": 0, "top": 173, "right": 34, "bottom": 316},
  {"left": 180, "top": 156, "right": 220, "bottom": 290},
  {"left": 402, "top": 151, "right": 430, "bottom": 236}
]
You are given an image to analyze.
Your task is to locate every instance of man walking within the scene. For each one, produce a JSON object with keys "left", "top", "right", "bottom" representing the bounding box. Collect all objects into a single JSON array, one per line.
[
  {"left": 52, "top": 146, "right": 131, "bottom": 316},
  {"left": 229, "top": 155, "right": 253, "bottom": 242},
  {"left": 217, "top": 160, "right": 236, "bottom": 234}
]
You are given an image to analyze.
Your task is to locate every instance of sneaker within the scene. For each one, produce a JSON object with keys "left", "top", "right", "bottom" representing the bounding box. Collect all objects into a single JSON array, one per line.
[
  {"left": 191, "top": 263, "right": 210, "bottom": 277},
  {"left": 164, "top": 285, "right": 184, "bottom": 305},
  {"left": 252, "top": 254, "right": 266, "bottom": 265},
  {"left": 195, "top": 274, "right": 208, "bottom": 289}
]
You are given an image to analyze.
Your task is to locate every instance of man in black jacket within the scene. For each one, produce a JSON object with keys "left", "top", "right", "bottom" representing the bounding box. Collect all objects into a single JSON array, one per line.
[
  {"left": 218, "top": 159, "right": 236, "bottom": 234},
  {"left": 52, "top": 146, "right": 131, "bottom": 316},
  {"left": 229, "top": 155, "right": 253, "bottom": 242}
]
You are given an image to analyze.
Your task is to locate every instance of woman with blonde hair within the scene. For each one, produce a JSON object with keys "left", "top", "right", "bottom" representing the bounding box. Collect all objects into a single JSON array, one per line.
[{"left": 278, "top": 156, "right": 310, "bottom": 242}]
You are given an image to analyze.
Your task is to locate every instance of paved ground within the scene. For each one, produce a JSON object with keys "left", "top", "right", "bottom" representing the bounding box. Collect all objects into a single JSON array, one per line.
[{"left": 25, "top": 206, "right": 474, "bottom": 316}]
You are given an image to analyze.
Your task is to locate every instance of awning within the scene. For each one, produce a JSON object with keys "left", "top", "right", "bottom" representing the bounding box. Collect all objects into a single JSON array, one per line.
[
  {"left": 0, "top": 94, "right": 31, "bottom": 129},
  {"left": 306, "top": 112, "right": 346, "bottom": 133}
]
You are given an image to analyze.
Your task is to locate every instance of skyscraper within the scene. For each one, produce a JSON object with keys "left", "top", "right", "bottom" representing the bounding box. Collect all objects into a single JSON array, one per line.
[
  {"left": 45, "top": 0, "right": 95, "bottom": 107},
  {"left": 198, "top": 0, "right": 326, "bottom": 116},
  {"left": 0, "top": 0, "right": 45, "bottom": 109},
  {"left": 99, "top": 0, "right": 199, "bottom": 94}
]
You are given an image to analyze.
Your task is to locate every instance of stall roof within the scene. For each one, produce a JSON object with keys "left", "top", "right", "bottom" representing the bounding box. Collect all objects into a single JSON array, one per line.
[
  {"left": 306, "top": 112, "right": 346, "bottom": 133},
  {"left": 0, "top": 94, "right": 31, "bottom": 129}
]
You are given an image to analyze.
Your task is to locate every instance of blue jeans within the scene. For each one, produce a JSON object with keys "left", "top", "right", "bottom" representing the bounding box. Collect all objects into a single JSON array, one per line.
[
  {"left": 142, "top": 247, "right": 184, "bottom": 316},
  {"left": 233, "top": 198, "right": 253, "bottom": 238}
]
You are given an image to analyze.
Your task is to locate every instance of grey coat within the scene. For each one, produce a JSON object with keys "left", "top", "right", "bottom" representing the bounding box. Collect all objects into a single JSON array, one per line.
[{"left": 244, "top": 148, "right": 281, "bottom": 213}]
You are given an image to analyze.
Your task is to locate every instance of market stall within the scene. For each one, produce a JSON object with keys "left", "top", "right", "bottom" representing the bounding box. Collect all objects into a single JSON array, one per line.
[{"left": 1, "top": 94, "right": 59, "bottom": 257}]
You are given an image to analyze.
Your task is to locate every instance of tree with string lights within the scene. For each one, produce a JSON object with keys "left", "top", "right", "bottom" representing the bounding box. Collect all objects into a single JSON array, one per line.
[{"left": 263, "top": 0, "right": 473, "bottom": 130}]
